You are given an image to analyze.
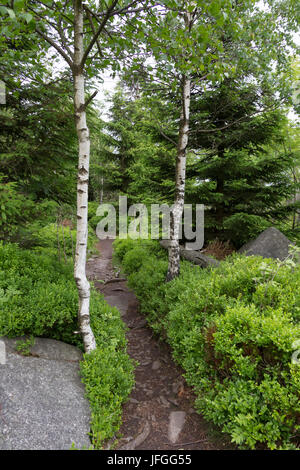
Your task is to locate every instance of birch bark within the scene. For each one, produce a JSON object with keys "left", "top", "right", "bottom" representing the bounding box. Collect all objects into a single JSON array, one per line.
[
  {"left": 73, "top": 0, "right": 96, "bottom": 352},
  {"left": 166, "top": 9, "right": 192, "bottom": 281},
  {"left": 166, "top": 74, "right": 191, "bottom": 281}
]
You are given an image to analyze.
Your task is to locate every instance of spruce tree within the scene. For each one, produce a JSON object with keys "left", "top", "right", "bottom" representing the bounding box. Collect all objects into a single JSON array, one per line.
[{"left": 187, "top": 81, "right": 299, "bottom": 246}]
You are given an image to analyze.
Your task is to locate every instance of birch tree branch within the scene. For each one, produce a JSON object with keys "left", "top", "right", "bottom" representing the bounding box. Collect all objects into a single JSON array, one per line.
[
  {"left": 84, "top": 7, "right": 103, "bottom": 58},
  {"left": 80, "top": 0, "right": 119, "bottom": 68},
  {"left": 58, "top": 18, "right": 74, "bottom": 60},
  {"left": 36, "top": 28, "right": 74, "bottom": 68},
  {"left": 84, "top": 90, "right": 98, "bottom": 110}
]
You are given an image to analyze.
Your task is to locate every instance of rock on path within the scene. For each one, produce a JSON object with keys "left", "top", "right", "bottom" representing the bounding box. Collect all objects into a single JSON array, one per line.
[
  {"left": 0, "top": 337, "right": 91, "bottom": 450},
  {"left": 168, "top": 411, "right": 187, "bottom": 444}
]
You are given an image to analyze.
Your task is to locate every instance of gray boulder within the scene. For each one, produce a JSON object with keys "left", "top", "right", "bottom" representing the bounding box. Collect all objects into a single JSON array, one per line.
[
  {"left": 159, "top": 240, "right": 219, "bottom": 268},
  {"left": 0, "top": 337, "right": 91, "bottom": 450},
  {"left": 239, "top": 227, "right": 293, "bottom": 261},
  {"left": 180, "top": 248, "right": 219, "bottom": 268}
]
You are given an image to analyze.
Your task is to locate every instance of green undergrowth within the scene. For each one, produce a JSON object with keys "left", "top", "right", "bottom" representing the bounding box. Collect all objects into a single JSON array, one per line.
[
  {"left": 114, "top": 238, "right": 300, "bottom": 450},
  {"left": 0, "top": 239, "right": 134, "bottom": 448}
]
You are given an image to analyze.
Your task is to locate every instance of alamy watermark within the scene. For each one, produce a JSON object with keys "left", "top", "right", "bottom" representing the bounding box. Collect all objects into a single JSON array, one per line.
[
  {"left": 0, "top": 339, "right": 6, "bottom": 365},
  {"left": 95, "top": 196, "right": 204, "bottom": 250},
  {"left": 292, "top": 340, "right": 300, "bottom": 365},
  {"left": 0, "top": 80, "right": 6, "bottom": 105}
]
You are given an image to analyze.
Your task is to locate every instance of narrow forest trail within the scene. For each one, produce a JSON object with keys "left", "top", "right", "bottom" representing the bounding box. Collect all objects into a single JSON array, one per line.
[{"left": 86, "top": 239, "right": 232, "bottom": 451}]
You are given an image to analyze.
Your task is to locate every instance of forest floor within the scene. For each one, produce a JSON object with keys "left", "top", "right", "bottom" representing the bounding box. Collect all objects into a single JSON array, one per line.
[{"left": 86, "top": 239, "right": 234, "bottom": 451}]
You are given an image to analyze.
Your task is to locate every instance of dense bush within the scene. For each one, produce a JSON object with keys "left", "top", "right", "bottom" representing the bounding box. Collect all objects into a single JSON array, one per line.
[
  {"left": 0, "top": 242, "right": 79, "bottom": 343},
  {"left": 32, "top": 223, "right": 76, "bottom": 258},
  {"left": 25, "top": 220, "right": 98, "bottom": 259},
  {"left": 80, "top": 298, "right": 135, "bottom": 447},
  {"left": 114, "top": 238, "right": 300, "bottom": 449},
  {"left": 0, "top": 241, "right": 134, "bottom": 448}
]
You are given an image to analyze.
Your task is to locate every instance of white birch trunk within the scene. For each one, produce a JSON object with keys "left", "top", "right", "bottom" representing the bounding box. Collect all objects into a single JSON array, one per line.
[
  {"left": 166, "top": 10, "right": 192, "bottom": 282},
  {"left": 73, "top": 0, "right": 96, "bottom": 352},
  {"left": 166, "top": 74, "right": 191, "bottom": 281}
]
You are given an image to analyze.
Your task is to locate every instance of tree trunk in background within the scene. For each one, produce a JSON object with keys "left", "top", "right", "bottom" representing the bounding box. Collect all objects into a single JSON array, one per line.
[
  {"left": 292, "top": 168, "right": 300, "bottom": 229},
  {"left": 215, "top": 147, "right": 225, "bottom": 233},
  {"left": 73, "top": 0, "right": 96, "bottom": 353},
  {"left": 166, "top": 74, "right": 191, "bottom": 281}
]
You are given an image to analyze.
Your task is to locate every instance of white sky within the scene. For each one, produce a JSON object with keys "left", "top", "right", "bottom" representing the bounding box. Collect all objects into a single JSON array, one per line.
[{"left": 93, "top": 69, "right": 117, "bottom": 119}]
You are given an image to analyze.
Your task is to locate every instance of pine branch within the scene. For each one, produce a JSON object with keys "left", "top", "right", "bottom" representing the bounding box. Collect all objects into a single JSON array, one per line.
[{"left": 194, "top": 102, "right": 283, "bottom": 134}]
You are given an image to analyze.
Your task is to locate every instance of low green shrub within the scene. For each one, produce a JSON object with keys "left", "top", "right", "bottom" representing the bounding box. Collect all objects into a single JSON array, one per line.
[
  {"left": 114, "top": 238, "right": 300, "bottom": 449},
  {"left": 88, "top": 201, "right": 110, "bottom": 233},
  {"left": 80, "top": 299, "right": 135, "bottom": 445},
  {"left": 0, "top": 242, "right": 79, "bottom": 344},
  {"left": 0, "top": 240, "right": 134, "bottom": 448},
  {"left": 25, "top": 221, "right": 98, "bottom": 259},
  {"left": 33, "top": 223, "right": 76, "bottom": 257},
  {"left": 113, "top": 238, "right": 138, "bottom": 261},
  {"left": 88, "top": 201, "right": 101, "bottom": 220}
]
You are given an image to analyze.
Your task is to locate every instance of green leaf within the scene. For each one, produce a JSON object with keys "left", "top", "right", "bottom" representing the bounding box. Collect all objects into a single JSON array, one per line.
[
  {"left": 6, "top": 8, "right": 16, "bottom": 20},
  {"left": 23, "top": 12, "right": 33, "bottom": 24}
]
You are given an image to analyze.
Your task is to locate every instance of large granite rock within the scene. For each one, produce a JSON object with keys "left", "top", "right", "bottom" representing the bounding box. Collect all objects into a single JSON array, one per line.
[
  {"left": 238, "top": 227, "right": 293, "bottom": 261},
  {"left": 179, "top": 248, "right": 219, "bottom": 268},
  {"left": 159, "top": 240, "right": 219, "bottom": 268},
  {"left": 0, "top": 337, "right": 91, "bottom": 450}
]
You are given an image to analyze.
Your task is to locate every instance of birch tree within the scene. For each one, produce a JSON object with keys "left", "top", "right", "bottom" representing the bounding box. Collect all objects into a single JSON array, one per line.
[
  {"left": 1, "top": 0, "right": 146, "bottom": 352},
  {"left": 129, "top": 0, "right": 299, "bottom": 281},
  {"left": 134, "top": 0, "right": 251, "bottom": 280},
  {"left": 167, "top": 57, "right": 191, "bottom": 281}
]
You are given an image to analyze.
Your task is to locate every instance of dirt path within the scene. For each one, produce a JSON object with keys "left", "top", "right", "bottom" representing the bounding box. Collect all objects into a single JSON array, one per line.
[{"left": 86, "top": 239, "right": 232, "bottom": 451}]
